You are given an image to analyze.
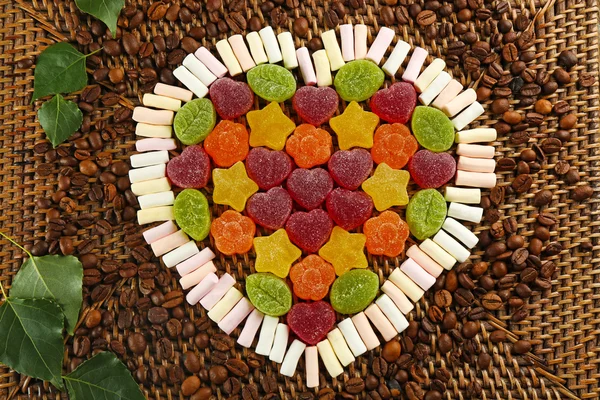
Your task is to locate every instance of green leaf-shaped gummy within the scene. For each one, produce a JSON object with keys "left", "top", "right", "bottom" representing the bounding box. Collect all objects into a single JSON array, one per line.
[
  {"left": 334, "top": 60, "right": 385, "bottom": 102},
  {"left": 411, "top": 106, "right": 455, "bottom": 152},
  {"left": 174, "top": 98, "right": 216, "bottom": 145},
  {"left": 406, "top": 188, "right": 447, "bottom": 240},
  {"left": 247, "top": 64, "right": 296, "bottom": 103},
  {"left": 174, "top": 189, "right": 211, "bottom": 241},
  {"left": 246, "top": 273, "right": 292, "bottom": 317},
  {"left": 330, "top": 269, "right": 379, "bottom": 314}
]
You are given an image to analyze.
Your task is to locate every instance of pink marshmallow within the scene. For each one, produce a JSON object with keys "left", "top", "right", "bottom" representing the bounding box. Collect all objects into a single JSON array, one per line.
[
  {"left": 406, "top": 245, "right": 444, "bottom": 277},
  {"left": 136, "top": 138, "right": 177, "bottom": 152},
  {"left": 354, "top": 24, "right": 368, "bottom": 60},
  {"left": 365, "top": 27, "right": 394, "bottom": 65},
  {"left": 432, "top": 79, "right": 463, "bottom": 109},
  {"left": 455, "top": 170, "right": 497, "bottom": 188},
  {"left": 154, "top": 83, "right": 193, "bottom": 102},
  {"left": 364, "top": 304, "right": 397, "bottom": 342},
  {"left": 351, "top": 312, "right": 380, "bottom": 350},
  {"left": 218, "top": 297, "right": 254, "bottom": 335},
  {"left": 194, "top": 47, "right": 228, "bottom": 78},
  {"left": 402, "top": 47, "right": 428, "bottom": 83},
  {"left": 200, "top": 273, "right": 236, "bottom": 310},
  {"left": 179, "top": 261, "right": 217, "bottom": 290},
  {"left": 456, "top": 144, "right": 495, "bottom": 159},
  {"left": 228, "top": 35, "right": 256, "bottom": 72},
  {"left": 305, "top": 346, "right": 319, "bottom": 388},
  {"left": 457, "top": 156, "right": 496, "bottom": 173},
  {"left": 400, "top": 258, "right": 436, "bottom": 291},
  {"left": 176, "top": 247, "right": 216, "bottom": 276},
  {"left": 150, "top": 230, "right": 188, "bottom": 257},
  {"left": 381, "top": 281, "right": 414, "bottom": 314},
  {"left": 442, "top": 88, "right": 477, "bottom": 117},
  {"left": 340, "top": 24, "right": 354, "bottom": 61},
  {"left": 296, "top": 47, "right": 317, "bottom": 86},
  {"left": 142, "top": 220, "right": 177, "bottom": 244},
  {"left": 185, "top": 272, "right": 218, "bottom": 304},
  {"left": 237, "top": 308, "right": 264, "bottom": 348},
  {"left": 132, "top": 107, "right": 174, "bottom": 125}
]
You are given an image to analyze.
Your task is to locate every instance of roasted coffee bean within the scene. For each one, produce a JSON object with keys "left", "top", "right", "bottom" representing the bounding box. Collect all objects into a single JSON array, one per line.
[
  {"left": 381, "top": 6, "right": 396, "bottom": 25},
  {"left": 211, "top": 333, "right": 234, "bottom": 351},
  {"left": 323, "top": 8, "right": 339, "bottom": 28},
  {"left": 127, "top": 332, "right": 147, "bottom": 354},
  {"left": 439, "top": 334, "right": 453, "bottom": 355},
  {"left": 512, "top": 174, "right": 533, "bottom": 193},
  {"left": 148, "top": 307, "right": 169, "bottom": 324},
  {"left": 579, "top": 71, "right": 596, "bottom": 88},
  {"left": 458, "top": 272, "right": 475, "bottom": 290},
  {"left": 565, "top": 169, "right": 580, "bottom": 184},
  {"left": 225, "top": 358, "right": 249, "bottom": 377},
  {"left": 454, "top": 288, "right": 474, "bottom": 306},
  {"left": 434, "top": 290, "right": 452, "bottom": 308},
  {"left": 502, "top": 43, "right": 518, "bottom": 62},
  {"left": 345, "top": 377, "right": 365, "bottom": 394},
  {"left": 382, "top": 340, "right": 401, "bottom": 362},
  {"left": 544, "top": 241, "right": 563, "bottom": 256},
  {"left": 181, "top": 376, "right": 201, "bottom": 396},
  {"left": 162, "top": 290, "right": 183, "bottom": 308},
  {"left": 223, "top": 377, "right": 241, "bottom": 395},
  {"left": 537, "top": 212, "right": 557, "bottom": 226},
  {"left": 513, "top": 340, "right": 532, "bottom": 354},
  {"left": 532, "top": 189, "right": 552, "bottom": 207},
  {"left": 293, "top": 17, "right": 309, "bottom": 37},
  {"left": 491, "top": 98, "right": 509, "bottom": 114},
  {"left": 512, "top": 248, "right": 529, "bottom": 265},
  {"left": 372, "top": 357, "right": 388, "bottom": 377},
  {"left": 572, "top": 185, "right": 593, "bottom": 201},
  {"left": 416, "top": 10, "right": 436, "bottom": 25},
  {"left": 510, "top": 130, "right": 530, "bottom": 145},
  {"left": 486, "top": 241, "right": 507, "bottom": 258},
  {"left": 498, "top": 274, "right": 517, "bottom": 289}
]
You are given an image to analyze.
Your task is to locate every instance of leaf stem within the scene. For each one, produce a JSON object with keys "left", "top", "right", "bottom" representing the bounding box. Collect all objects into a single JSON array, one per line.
[
  {"left": 0, "top": 231, "right": 33, "bottom": 259},
  {"left": 86, "top": 47, "right": 103, "bottom": 58},
  {"left": 0, "top": 279, "right": 6, "bottom": 299}
]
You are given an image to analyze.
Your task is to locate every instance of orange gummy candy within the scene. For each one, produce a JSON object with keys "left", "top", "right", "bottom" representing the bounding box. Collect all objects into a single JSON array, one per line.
[
  {"left": 204, "top": 120, "right": 249, "bottom": 167},
  {"left": 210, "top": 210, "right": 256, "bottom": 255},
  {"left": 363, "top": 211, "right": 410, "bottom": 257},
  {"left": 285, "top": 124, "right": 332, "bottom": 168},
  {"left": 289, "top": 255, "right": 336, "bottom": 301},
  {"left": 370, "top": 123, "right": 418, "bottom": 169}
]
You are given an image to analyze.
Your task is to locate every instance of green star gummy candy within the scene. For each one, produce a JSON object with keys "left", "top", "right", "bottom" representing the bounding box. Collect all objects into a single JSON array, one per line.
[
  {"left": 334, "top": 60, "right": 385, "bottom": 102},
  {"left": 247, "top": 64, "right": 296, "bottom": 103},
  {"left": 173, "top": 189, "right": 211, "bottom": 241},
  {"left": 406, "top": 188, "right": 447, "bottom": 240},
  {"left": 174, "top": 98, "right": 216, "bottom": 145},
  {"left": 330, "top": 269, "right": 379, "bottom": 314},
  {"left": 411, "top": 106, "right": 455, "bottom": 152}
]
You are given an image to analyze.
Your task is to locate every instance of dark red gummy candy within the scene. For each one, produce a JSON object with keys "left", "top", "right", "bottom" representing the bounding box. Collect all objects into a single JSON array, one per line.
[
  {"left": 287, "top": 301, "right": 336, "bottom": 345},
  {"left": 370, "top": 82, "right": 417, "bottom": 124},
  {"left": 292, "top": 86, "right": 340, "bottom": 126},
  {"left": 287, "top": 168, "right": 334, "bottom": 210},
  {"left": 285, "top": 209, "right": 334, "bottom": 253},
  {"left": 166, "top": 145, "right": 211, "bottom": 188},
  {"left": 408, "top": 149, "right": 457, "bottom": 189},
  {"left": 209, "top": 78, "right": 254, "bottom": 120},
  {"left": 246, "top": 147, "right": 293, "bottom": 190},
  {"left": 326, "top": 188, "right": 373, "bottom": 231},
  {"left": 246, "top": 187, "right": 293, "bottom": 230},
  {"left": 328, "top": 148, "right": 373, "bottom": 190}
]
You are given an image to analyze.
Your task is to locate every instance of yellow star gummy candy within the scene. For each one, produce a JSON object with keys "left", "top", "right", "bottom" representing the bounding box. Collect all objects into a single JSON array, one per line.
[
  {"left": 247, "top": 102, "right": 296, "bottom": 150},
  {"left": 253, "top": 229, "right": 302, "bottom": 278},
  {"left": 362, "top": 163, "right": 410, "bottom": 211},
  {"left": 329, "top": 101, "right": 379, "bottom": 150},
  {"left": 319, "top": 226, "right": 367, "bottom": 276},
  {"left": 212, "top": 161, "right": 258, "bottom": 211}
]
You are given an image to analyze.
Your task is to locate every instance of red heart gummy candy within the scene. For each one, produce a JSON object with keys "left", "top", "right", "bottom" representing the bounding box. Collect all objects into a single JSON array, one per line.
[
  {"left": 326, "top": 188, "right": 374, "bottom": 231},
  {"left": 370, "top": 82, "right": 417, "bottom": 124},
  {"left": 287, "top": 301, "right": 336, "bottom": 345},
  {"left": 292, "top": 86, "right": 339, "bottom": 126},
  {"left": 285, "top": 209, "right": 334, "bottom": 253},
  {"left": 408, "top": 149, "right": 457, "bottom": 189},
  {"left": 209, "top": 78, "right": 254, "bottom": 120},
  {"left": 328, "top": 148, "right": 373, "bottom": 190},
  {"left": 166, "top": 145, "right": 211, "bottom": 188},
  {"left": 246, "top": 147, "right": 293, "bottom": 190},
  {"left": 287, "top": 168, "right": 334, "bottom": 210},
  {"left": 246, "top": 187, "right": 293, "bottom": 230}
]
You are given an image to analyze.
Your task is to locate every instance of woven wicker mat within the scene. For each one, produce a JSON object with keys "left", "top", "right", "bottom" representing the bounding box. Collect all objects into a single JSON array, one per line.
[{"left": 0, "top": 0, "right": 598, "bottom": 399}]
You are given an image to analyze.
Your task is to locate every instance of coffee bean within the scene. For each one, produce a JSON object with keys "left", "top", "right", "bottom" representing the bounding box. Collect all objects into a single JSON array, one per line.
[
  {"left": 502, "top": 43, "right": 518, "bottom": 62},
  {"left": 513, "top": 340, "right": 531, "bottom": 354},
  {"left": 127, "top": 332, "right": 147, "bottom": 354},
  {"left": 512, "top": 174, "right": 533, "bottom": 193},
  {"left": 345, "top": 377, "right": 365, "bottom": 394},
  {"left": 532, "top": 189, "right": 552, "bottom": 207},
  {"left": 486, "top": 242, "right": 507, "bottom": 258},
  {"left": 481, "top": 293, "right": 503, "bottom": 310},
  {"left": 211, "top": 333, "right": 234, "bottom": 351},
  {"left": 181, "top": 376, "right": 200, "bottom": 396},
  {"left": 560, "top": 114, "right": 578, "bottom": 129},
  {"left": 537, "top": 212, "right": 557, "bottom": 226},
  {"left": 579, "top": 71, "right": 596, "bottom": 88},
  {"left": 148, "top": 2, "right": 169, "bottom": 20},
  {"left": 381, "top": 6, "right": 396, "bottom": 25},
  {"left": 148, "top": 307, "right": 169, "bottom": 324},
  {"left": 293, "top": 17, "right": 309, "bottom": 37},
  {"left": 565, "top": 169, "right": 580, "bottom": 184},
  {"left": 510, "top": 130, "right": 530, "bottom": 145},
  {"left": 434, "top": 289, "right": 452, "bottom": 308},
  {"left": 382, "top": 340, "right": 401, "bottom": 362},
  {"left": 324, "top": 8, "right": 339, "bottom": 28},
  {"left": 557, "top": 49, "right": 578, "bottom": 69},
  {"left": 572, "top": 185, "right": 593, "bottom": 201},
  {"left": 511, "top": 248, "right": 529, "bottom": 265},
  {"left": 416, "top": 10, "right": 436, "bottom": 26},
  {"left": 454, "top": 288, "right": 474, "bottom": 306},
  {"left": 489, "top": 185, "right": 505, "bottom": 206},
  {"left": 491, "top": 98, "right": 509, "bottom": 114},
  {"left": 438, "top": 334, "right": 453, "bottom": 354}
]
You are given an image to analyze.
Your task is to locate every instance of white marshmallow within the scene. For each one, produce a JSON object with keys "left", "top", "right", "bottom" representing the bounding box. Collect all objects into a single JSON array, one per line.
[
  {"left": 277, "top": 32, "right": 298, "bottom": 69},
  {"left": 321, "top": 30, "right": 345, "bottom": 71},
  {"left": 419, "top": 71, "right": 452, "bottom": 105},
  {"left": 142, "top": 94, "right": 181, "bottom": 111},
  {"left": 135, "top": 123, "right": 172, "bottom": 138},
  {"left": 255, "top": 315, "right": 279, "bottom": 356},
  {"left": 419, "top": 239, "right": 456, "bottom": 270},
  {"left": 375, "top": 294, "right": 409, "bottom": 333},
  {"left": 280, "top": 339, "right": 306, "bottom": 377},
  {"left": 163, "top": 241, "right": 199, "bottom": 268},
  {"left": 382, "top": 39, "right": 411, "bottom": 77},
  {"left": 137, "top": 206, "right": 174, "bottom": 225},
  {"left": 173, "top": 66, "right": 209, "bottom": 98},
  {"left": 216, "top": 39, "right": 243, "bottom": 76},
  {"left": 131, "top": 177, "right": 171, "bottom": 196},
  {"left": 433, "top": 229, "right": 471, "bottom": 262},
  {"left": 453, "top": 101, "right": 485, "bottom": 131},
  {"left": 337, "top": 318, "right": 367, "bottom": 357},
  {"left": 414, "top": 58, "right": 446, "bottom": 93},
  {"left": 183, "top": 54, "right": 217, "bottom": 87},
  {"left": 327, "top": 328, "right": 355, "bottom": 366},
  {"left": 443, "top": 217, "right": 479, "bottom": 249},
  {"left": 444, "top": 187, "right": 481, "bottom": 204},
  {"left": 259, "top": 26, "right": 283, "bottom": 64},
  {"left": 313, "top": 50, "right": 332, "bottom": 87},
  {"left": 130, "top": 150, "right": 169, "bottom": 168},
  {"left": 455, "top": 128, "right": 497, "bottom": 143},
  {"left": 138, "top": 191, "right": 175, "bottom": 209},
  {"left": 128, "top": 164, "right": 166, "bottom": 183},
  {"left": 246, "top": 31, "right": 269, "bottom": 65},
  {"left": 448, "top": 202, "right": 484, "bottom": 223},
  {"left": 269, "top": 324, "right": 289, "bottom": 363}
]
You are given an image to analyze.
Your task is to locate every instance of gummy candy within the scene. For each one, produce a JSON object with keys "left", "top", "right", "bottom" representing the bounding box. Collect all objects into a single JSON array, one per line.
[
  {"left": 287, "top": 301, "right": 336, "bottom": 345},
  {"left": 167, "top": 145, "right": 211, "bottom": 189},
  {"left": 247, "top": 102, "right": 296, "bottom": 151},
  {"left": 173, "top": 189, "right": 211, "bottom": 241},
  {"left": 174, "top": 98, "right": 216, "bottom": 145},
  {"left": 327, "top": 148, "right": 373, "bottom": 190},
  {"left": 246, "top": 64, "right": 296, "bottom": 103},
  {"left": 371, "top": 123, "right": 418, "bottom": 169},
  {"left": 329, "top": 101, "right": 379, "bottom": 150},
  {"left": 253, "top": 229, "right": 301, "bottom": 278},
  {"left": 362, "top": 163, "right": 410, "bottom": 211},
  {"left": 370, "top": 82, "right": 417, "bottom": 124},
  {"left": 209, "top": 78, "right": 254, "bottom": 120},
  {"left": 246, "top": 187, "right": 293, "bottom": 230},
  {"left": 285, "top": 124, "right": 332, "bottom": 169},
  {"left": 245, "top": 147, "right": 293, "bottom": 190},
  {"left": 411, "top": 106, "right": 455, "bottom": 152},
  {"left": 330, "top": 269, "right": 379, "bottom": 314},
  {"left": 246, "top": 273, "right": 292, "bottom": 317},
  {"left": 334, "top": 60, "right": 385, "bottom": 102},
  {"left": 406, "top": 188, "right": 447, "bottom": 240},
  {"left": 212, "top": 161, "right": 259, "bottom": 212},
  {"left": 325, "top": 188, "right": 373, "bottom": 231},
  {"left": 292, "top": 86, "right": 339, "bottom": 126},
  {"left": 287, "top": 168, "right": 334, "bottom": 210},
  {"left": 408, "top": 149, "right": 457, "bottom": 189},
  {"left": 363, "top": 211, "right": 410, "bottom": 257},
  {"left": 319, "top": 226, "right": 367, "bottom": 276},
  {"left": 290, "top": 255, "right": 336, "bottom": 301},
  {"left": 210, "top": 210, "right": 256, "bottom": 255},
  {"left": 203, "top": 120, "right": 249, "bottom": 167},
  {"left": 285, "top": 209, "right": 334, "bottom": 253}
]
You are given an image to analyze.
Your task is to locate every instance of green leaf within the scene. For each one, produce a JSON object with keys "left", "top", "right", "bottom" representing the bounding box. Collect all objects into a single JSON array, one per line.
[
  {"left": 38, "top": 94, "right": 83, "bottom": 148},
  {"left": 0, "top": 297, "right": 65, "bottom": 390},
  {"left": 75, "top": 0, "right": 125, "bottom": 38},
  {"left": 32, "top": 42, "right": 90, "bottom": 101},
  {"left": 10, "top": 255, "right": 83, "bottom": 335},
  {"left": 64, "top": 352, "right": 145, "bottom": 400},
  {"left": 246, "top": 273, "right": 292, "bottom": 317},
  {"left": 173, "top": 98, "right": 216, "bottom": 145},
  {"left": 246, "top": 64, "right": 296, "bottom": 102}
]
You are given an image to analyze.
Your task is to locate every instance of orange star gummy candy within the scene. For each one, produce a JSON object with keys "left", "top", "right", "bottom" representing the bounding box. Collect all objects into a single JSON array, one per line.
[
  {"left": 204, "top": 120, "right": 249, "bottom": 167},
  {"left": 371, "top": 123, "right": 418, "bottom": 169},
  {"left": 285, "top": 124, "right": 332, "bottom": 168},
  {"left": 211, "top": 210, "right": 256, "bottom": 255},
  {"left": 290, "top": 255, "right": 336, "bottom": 301},
  {"left": 363, "top": 211, "right": 410, "bottom": 257}
]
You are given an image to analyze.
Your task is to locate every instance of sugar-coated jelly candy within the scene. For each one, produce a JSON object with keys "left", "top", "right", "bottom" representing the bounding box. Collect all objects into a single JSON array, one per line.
[
  {"left": 287, "top": 168, "right": 334, "bottom": 210},
  {"left": 363, "top": 211, "right": 409, "bottom": 257},
  {"left": 319, "top": 226, "right": 367, "bottom": 276},
  {"left": 285, "top": 124, "right": 332, "bottom": 169},
  {"left": 209, "top": 78, "right": 254, "bottom": 120},
  {"left": 246, "top": 187, "right": 293, "bottom": 230},
  {"left": 212, "top": 161, "right": 259, "bottom": 212},
  {"left": 411, "top": 106, "right": 455, "bottom": 152},
  {"left": 362, "top": 163, "right": 410, "bottom": 211},
  {"left": 325, "top": 188, "right": 373, "bottom": 231},
  {"left": 246, "top": 272, "right": 292, "bottom": 316},
  {"left": 328, "top": 149, "right": 373, "bottom": 190},
  {"left": 174, "top": 98, "right": 216, "bottom": 145},
  {"left": 371, "top": 123, "right": 418, "bottom": 169},
  {"left": 247, "top": 102, "right": 296, "bottom": 151},
  {"left": 246, "top": 147, "right": 293, "bottom": 190},
  {"left": 329, "top": 101, "right": 379, "bottom": 150},
  {"left": 285, "top": 209, "right": 334, "bottom": 253},
  {"left": 173, "top": 189, "right": 211, "bottom": 241},
  {"left": 330, "top": 269, "right": 379, "bottom": 314},
  {"left": 253, "top": 229, "right": 301, "bottom": 278},
  {"left": 406, "top": 188, "right": 447, "bottom": 240},
  {"left": 334, "top": 60, "right": 385, "bottom": 102},
  {"left": 370, "top": 82, "right": 417, "bottom": 124},
  {"left": 247, "top": 64, "right": 296, "bottom": 102},
  {"left": 292, "top": 86, "right": 339, "bottom": 126},
  {"left": 287, "top": 301, "right": 336, "bottom": 345},
  {"left": 204, "top": 120, "right": 249, "bottom": 167},
  {"left": 408, "top": 150, "right": 457, "bottom": 189},
  {"left": 290, "top": 255, "right": 336, "bottom": 301},
  {"left": 167, "top": 145, "right": 211, "bottom": 188},
  {"left": 211, "top": 210, "right": 256, "bottom": 255}
]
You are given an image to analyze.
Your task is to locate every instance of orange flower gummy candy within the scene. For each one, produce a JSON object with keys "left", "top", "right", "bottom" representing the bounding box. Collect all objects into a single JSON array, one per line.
[
  {"left": 290, "top": 255, "right": 336, "bottom": 301},
  {"left": 210, "top": 210, "right": 256, "bottom": 255}
]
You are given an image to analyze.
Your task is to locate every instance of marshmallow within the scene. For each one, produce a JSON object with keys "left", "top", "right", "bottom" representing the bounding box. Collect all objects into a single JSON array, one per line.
[
  {"left": 135, "top": 123, "right": 172, "bottom": 138},
  {"left": 180, "top": 261, "right": 217, "bottom": 291},
  {"left": 143, "top": 220, "right": 178, "bottom": 244},
  {"left": 130, "top": 150, "right": 169, "bottom": 168},
  {"left": 305, "top": 346, "right": 319, "bottom": 388},
  {"left": 351, "top": 312, "right": 380, "bottom": 350},
  {"left": 455, "top": 170, "right": 497, "bottom": 188},
  {"left": 313, "top": 50, "right": 332, "bottom": 87},
  {"left": 458, "top": 156, "right": 496, "bottom": 173},
  {"left": 456, "top": 128, "right": 498, "bottom": 144},
  {"left": 277, "top": 32, "right": 298, "bottom": 69},
  {"left": 364, "top": 304, "right": 397, "bottom": 342},
  {"left": 194, "top": 47, "right": 228, "bottom": 78},
  {"left": 151, "top": 230, "right": 188, "bottom": 257},
  {"left": 185, "top": 273, "right": 219, "bottom": 305},
  {"left": 419, "top": 71, "right": 452, "bottom": 105},
  {"left": 163, "top": 241, "right": 199, "bottom": 268},
  {"left": 138, "top": 191, "right": 174, "bottom": 209},
  {"left": 453, "top": 101, "right": 485, "bottom": 131},
  {"left": 269, "top": 324, "right": 289, "bottom": 363},
  {"left": 136, "top": 138, "right": 177, "bottom": 152},
  {"left": 176, "top": 247, "right": 216, "bottom": 276},
  {"left": 246, "top": 31, "right": 269, "bottom": 65},
  {"left": 381, "top": 281, "right": 414, "bottom": 314},
  {"left": 200, "top": 274, "right": 236, "bottom": 310},
  {"left": 280, "top": 339, "right": 306, "bottom": 377},
  {"left": 456, "top": 143, "right": 495, "bottom": 159},
  {"left": 442, "top": 88, "right": 477, "bottom": 117},
  {"left": 376, "top": 294, "right": 409, "bottom": 333},
  {"left": 419, "top": 239, "right": 456, "bottom": 270},
  {"left": 327, "top": 328, "right": 355, "bottom": 366},
  {"left": 366, "top": 27, "right": 394, "bottom": 65},
  {"left": 183, "top": 54, "right": 217, "bottom": 87},
  {"left": 137, "top": 206, "right": 174, "bottom": 225},
  {"left": 443, "top": 217, "right": 479, "bottom": 249},
  {"left": 444, "top": 187, "right": 482, "bottom": 204},
  {"left": 131, "top": 177, "right": 171, "bottom": 196},
  {"left": 337, "top": 318, "right": 367, "bottom": 357},
  {"left": 317, "top": 339, "right": 344, "bottom": 378},
  {"left": 448, "top": 202, "right": 484, "bottom": 223},
  {"left": 143, "top": 93, "right": 181, "bottom": 112},
  {"left": 321, "top": 30, "right": 345, "bottom": 71},
  {"left": 414, "top": 58, "right": 446, "bottom": 93},
  {"left": 154, "top": 83, "right": 193, "bottom": 102},
  {"left": 218, "top": 297, "right": 254, "bottom": 335},
  {"left": 406, "top": 245, "right": 445, "bottom": 277},
  {"left": 402, "top": 47, "right": 428, "bottom": 83},
  {"left": 382, "top": 39, "right": 411, "bottom": 77},
  {"left": 296, "top": 47, "right": 317, "bottom": 86},
  {"left": 432, "top": 79, "right": 463, "bottom": 109},
  {"left": 340, "top": 24, "right": 354, "bottom": 61},
  {"left": 400, "top": 258, "right": 436, "bottom": 290},
  {"left": 354, "top": 24, "right": 368, "bottom": 60},
  {"left": 255, "top": 315, "right": 278, "bottom": 356},
  {"left": 228, "top": 34, "right": 256, "bottom": 72},
  {"left": 129, "top": 164, "right": 165, "bottom": 183},
  {"left": 133, "top": 107, "right": 174, "bottom": 125},
  {"left": 208, "top": 287, "right": 243, "bottom": 322},
  {"left": 173, "top": 66, "right": 209, "bottom": 98},
  {"left": 389, "top": 268, "right": 425, "bottom": 302},
  {"left": 237, "top": 309, "right": 264, "bottom": 348},
  {"left": 216, "top": 39, "right": 243, "bottom": 76},
  {"left": 433, "top": 230, "right": 471, "bottom": 263},
  {"left": 259, "top": 26, "right": 283, "bottom": 64}
]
